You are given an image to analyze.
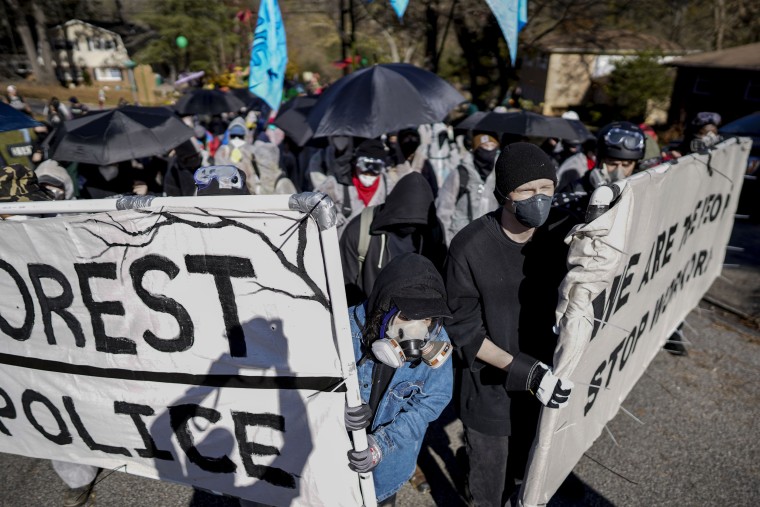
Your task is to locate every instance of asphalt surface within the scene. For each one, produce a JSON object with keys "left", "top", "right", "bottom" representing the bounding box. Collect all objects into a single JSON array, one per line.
[{"left": 1, "top": 220, "right": 758, "bottom": 507}]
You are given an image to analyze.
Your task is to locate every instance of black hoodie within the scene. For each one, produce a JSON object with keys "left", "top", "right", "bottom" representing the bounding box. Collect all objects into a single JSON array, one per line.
[{"left": 340, "top": 172, "right": 447, "bottom": 306}]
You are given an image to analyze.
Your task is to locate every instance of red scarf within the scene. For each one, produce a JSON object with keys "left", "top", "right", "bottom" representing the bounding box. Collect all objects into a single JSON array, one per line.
[{"left": 352, "top": 174, "right": 380, "bottom": 206}]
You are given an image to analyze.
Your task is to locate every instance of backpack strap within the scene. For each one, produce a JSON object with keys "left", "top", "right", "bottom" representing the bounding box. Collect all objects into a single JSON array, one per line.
[
  {"left": 456, "top": 164, "right": 473, "bottom": 222},
  {"left": 356, "top": 205, "right": 376, "bottom": 281},
  {"left": 341, "top": 184, "right": 353, "bottom": 218}
]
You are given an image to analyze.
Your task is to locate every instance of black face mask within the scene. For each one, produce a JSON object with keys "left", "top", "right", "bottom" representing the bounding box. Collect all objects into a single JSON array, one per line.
[
  {"left": 509, "top": 194, "right": 552, "bottom": 228},
  {"left": 400, "top": 136, "right": 421, "bottom": 160},
  {"left": 473, "top": 148, "right": 498, "bottom": 180}
]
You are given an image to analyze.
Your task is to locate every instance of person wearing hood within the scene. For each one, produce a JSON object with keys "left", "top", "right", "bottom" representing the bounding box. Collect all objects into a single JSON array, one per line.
[
  {"left": 164, "top": 140, "right": 204, "bottom": 196},
  {"left": 306, "top": 135, "right": 354, "bottom": 190},
  {"left": 672, "top": 112, "right": 723, "bottom": 158},
  {"left": 445, "top": 143, "right": 575, "bottom": 506},
  {"left": 35, "top": 159, "right": 75, "bottom": 200},
  {"left": 344, "top": 253, "right": 453, "bottom": 506},
  {"left": 317, "top": 138, "right": 394, "bottom": 238},
  {"left": 214, "top": 118, "right": 260, "bottom": 194},
  {"left": 435, "top": 132, "right": 501, "bottom": 246},
  {"left": 340, "top": 171, "right": 447, "bottom": 307},
  {"left": 387, "top": 127, "right": 439, "bottom": 197}
]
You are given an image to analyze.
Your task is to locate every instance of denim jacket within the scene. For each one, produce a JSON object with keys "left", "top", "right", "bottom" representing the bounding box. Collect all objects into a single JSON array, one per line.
[{"left": 349, "top": 303, "right": 453, "bottom": 502}]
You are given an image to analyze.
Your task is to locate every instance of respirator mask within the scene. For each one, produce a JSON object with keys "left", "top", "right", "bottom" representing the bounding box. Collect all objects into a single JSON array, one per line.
[
  {"left": 371, "top": 307, "right": 452, "bottom": 369},
  {"left": 690, "top": 131, "right": 721, "bottom": 153}
]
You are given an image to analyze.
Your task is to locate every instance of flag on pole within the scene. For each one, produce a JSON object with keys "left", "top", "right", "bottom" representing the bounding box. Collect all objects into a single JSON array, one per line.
[
  {"left": 249, "top": 0, "right": 288, "bottom": 112},
  {"left": 389, "top": 0, "right": 409, "bottom": 19},
  {"left": 485, "top": 0, "right": 529, "bottom": 65}
]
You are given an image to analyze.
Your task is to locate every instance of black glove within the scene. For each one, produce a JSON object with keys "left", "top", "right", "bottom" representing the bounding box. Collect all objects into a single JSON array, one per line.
[
  {"left": 506, "top": 354, "right": 573, "bottom": 409},
  {"left": 345, "top": 402, "right": 372, "bottom": 431},
  {"left": 347, "top": 434, "right": 382, "bottom": 473}
]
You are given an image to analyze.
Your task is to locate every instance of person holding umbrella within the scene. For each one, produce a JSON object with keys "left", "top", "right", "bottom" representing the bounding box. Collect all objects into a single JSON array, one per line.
[{"left": 317, "top": 138, "right": 394, "bottom": 238}]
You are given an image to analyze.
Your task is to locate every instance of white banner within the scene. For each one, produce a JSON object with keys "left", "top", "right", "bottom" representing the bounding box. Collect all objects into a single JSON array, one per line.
[
  {"left": 521, "top": 138, "right": 752, "bottom": 505},
  {"left": 0, "top": 198, "right": 365, "bottom": 507}
]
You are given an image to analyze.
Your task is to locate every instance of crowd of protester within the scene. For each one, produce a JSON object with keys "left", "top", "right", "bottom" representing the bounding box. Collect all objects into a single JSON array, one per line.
[{"left": 0, "top": 79, "right": 726, "bottom": 507}]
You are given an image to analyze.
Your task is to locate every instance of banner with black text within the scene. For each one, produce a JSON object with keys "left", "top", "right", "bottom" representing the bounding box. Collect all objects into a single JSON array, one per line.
[
  {"left": 0, "top": 199, "right": 364, "bottom": 507},
  {"left": 521, "top": 138, "right": 751, "bottom": 506}
]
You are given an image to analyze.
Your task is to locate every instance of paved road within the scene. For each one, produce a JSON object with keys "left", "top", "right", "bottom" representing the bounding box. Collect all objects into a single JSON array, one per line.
[{"left": 1, "top": 221, "right": 758, "bottom": 507}]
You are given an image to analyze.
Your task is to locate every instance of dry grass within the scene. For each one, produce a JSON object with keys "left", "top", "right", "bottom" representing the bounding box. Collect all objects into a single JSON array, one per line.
[{"left": 7, "top": 80, "right": 134, "bottom": 108}]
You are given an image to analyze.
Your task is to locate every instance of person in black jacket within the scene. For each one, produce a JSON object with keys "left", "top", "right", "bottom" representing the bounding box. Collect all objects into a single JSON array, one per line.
[
  {"left": 445, "top": 143, "right": 575, "bottom": 506},
  {"left": 340, "top": 171, "right": 447, "bottom": 307}
]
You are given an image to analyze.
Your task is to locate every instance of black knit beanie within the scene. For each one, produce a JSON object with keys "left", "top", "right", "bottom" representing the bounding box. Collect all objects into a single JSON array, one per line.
[{"left": 493, "top": 142, "right": 557, "bottom": 204}]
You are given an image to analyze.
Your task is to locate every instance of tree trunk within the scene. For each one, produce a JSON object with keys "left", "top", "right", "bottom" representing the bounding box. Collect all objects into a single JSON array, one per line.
[
  {"left": 424, "top": 0, "right": 439, "bottom": 71},
  {"left": 3, "top": 0, "right": 45, "bottom": 82},
  {"left": 713, "top": 0, "right": 726, "bottom": 50},
  {"left": 30, "top": 0, "right": 56, "bottom": 84}
]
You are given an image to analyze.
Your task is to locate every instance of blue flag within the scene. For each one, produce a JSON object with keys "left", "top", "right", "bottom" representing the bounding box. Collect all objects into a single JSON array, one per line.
[
  {"left": 485, "top": 0, "right": 529, "bottom": 65},
  {"left": 389, "top": 0, "right": 409, "bottom": 19},
  {"left": 249, "top": 0, "right": 288, "bottom": 112}
]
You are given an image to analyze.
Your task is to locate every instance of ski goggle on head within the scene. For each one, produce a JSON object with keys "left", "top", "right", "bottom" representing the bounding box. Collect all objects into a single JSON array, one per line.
[
  {"left": 193, "top": 165, "right": 244, "bottom": 191},
  {"left": 604, "top": 128, "right": 645, "bottom": 151},
  {"left": 356, "top": 156, "right": 386, "bottom": 175}
]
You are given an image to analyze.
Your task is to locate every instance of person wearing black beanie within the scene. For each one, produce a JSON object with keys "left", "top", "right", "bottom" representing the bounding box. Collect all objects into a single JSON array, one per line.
[{"left": 444, "top": 141, "right": 576, "bottom": 506}]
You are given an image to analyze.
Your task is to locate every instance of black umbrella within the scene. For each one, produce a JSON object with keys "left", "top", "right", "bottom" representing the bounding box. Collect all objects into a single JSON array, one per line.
[
  {"left": 47, "top": 106, "right": 193, "bottom": 165},
  {"left": 174, "top": 89, "right": 246, "bottom": 116},
  {"left": 721, "top": 112, "right": 760, "bottom": 146},
  {"left": 0, "top": 102, "right": 41, "bottom": 132},
  {"left": 456, "top": 110, "right": 580, "bottom": 141},
  {"left": 274, "top": 96, "right": 318, "bottom": 146},
  {"left": 228, "top": 87, "right": 266, "bottom": 110},
  {"left": 306, "top": 63, "right": 465, "bottom": 139}
]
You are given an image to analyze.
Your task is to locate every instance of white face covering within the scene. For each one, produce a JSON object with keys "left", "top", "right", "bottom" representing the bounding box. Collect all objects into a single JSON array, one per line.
[
  {"left": 590, "top": 163, "right": 627, "bottom": 187},
  {"left": 358, "top": 173, "right": 379, "bottom": 187},
  {"left": 229, "top": 137, "right": 245, "bottom": 149},
  {"left": 98, "top": 165, "right": 118, "bottom": 182}
]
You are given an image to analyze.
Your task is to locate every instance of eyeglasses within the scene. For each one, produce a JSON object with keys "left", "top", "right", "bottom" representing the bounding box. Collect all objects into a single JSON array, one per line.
[
  {"left": 193, "top": 165, "right": 243, "bottom": 191},
  {"left": 604, "top": 128, "right": 645, "bottom": 151},
  {"left": 356, "top": 156, "right": 386, "bottom": 175}
]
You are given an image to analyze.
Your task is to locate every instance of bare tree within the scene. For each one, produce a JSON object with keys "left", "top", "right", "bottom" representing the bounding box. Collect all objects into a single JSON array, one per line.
[
  {"left": 3, "top": 0, "right": 45, "bottom": 81},
  {"left": 30, "top": 0, "right": 56, "bottom": 83}
]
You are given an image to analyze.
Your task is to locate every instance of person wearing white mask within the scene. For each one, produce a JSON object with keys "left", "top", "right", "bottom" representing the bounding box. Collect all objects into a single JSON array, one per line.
[{"left": 317, "top": 138, "right": 395, "bottom": 238}]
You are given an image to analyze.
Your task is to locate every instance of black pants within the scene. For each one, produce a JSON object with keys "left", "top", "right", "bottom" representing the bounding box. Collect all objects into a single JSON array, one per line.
[{"left": 464, "top": 426, "right": 531, "bottom": 507}]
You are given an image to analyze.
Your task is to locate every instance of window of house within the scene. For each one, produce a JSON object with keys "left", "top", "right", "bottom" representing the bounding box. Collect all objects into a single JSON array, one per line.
[
  {"left": 693, "top": 77, "right": 715, "bottom": 96},
  {"left": 94, "top": 67, "right": 123, "bottom": 81}
]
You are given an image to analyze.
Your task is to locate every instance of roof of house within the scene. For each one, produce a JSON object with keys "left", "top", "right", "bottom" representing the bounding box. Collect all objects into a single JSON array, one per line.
[
  {"left": 54, "top": 19, "right": 120, "bottom": 37},
  {"left": 668, "top": 43, "right": 760, "bottom": 71},
  {"left": 529, "top": 29, "right": 685, "bottom": 54}
]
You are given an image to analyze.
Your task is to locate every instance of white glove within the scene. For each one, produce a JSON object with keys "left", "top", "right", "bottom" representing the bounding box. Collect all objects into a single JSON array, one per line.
[{"left": 530, "top": 362, "right": 573, "bottom": 409}]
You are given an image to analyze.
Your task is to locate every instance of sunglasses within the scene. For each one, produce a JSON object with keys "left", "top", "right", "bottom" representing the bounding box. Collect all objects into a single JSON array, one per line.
[{"left": 193, "top": 165, "right": 243, "bottom": 190}]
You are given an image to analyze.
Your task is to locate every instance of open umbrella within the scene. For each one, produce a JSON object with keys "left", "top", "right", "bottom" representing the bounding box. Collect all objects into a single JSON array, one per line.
[
  {"left": 173, "top": 89, "right": 245, "bottom": 116},
  {"left": 0, "top": 102, "right": 42, "bottom": 132},
  {"left": 228, "top": 87, "right": 265, "bottom": 110},
  {"left": 306, "top": 63, "right": 465, "bottom": 139},
  {"left": 456, "top": 110, "right": 580, "bottom": 141},
  {"left": 47, "top": 106, "right": 193, "bottom": 165},
  {"left": 721, "top": 112, "right": 760, "bottom": 146},
  {"left": 274, "top": 96, "right": 318, "bottom": 146}
]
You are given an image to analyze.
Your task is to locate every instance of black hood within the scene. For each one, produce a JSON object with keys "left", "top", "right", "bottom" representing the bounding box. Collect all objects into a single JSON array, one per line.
[
  {"left": 366, "top": 253, "right": 450, "bottom": 318},
  {"left": 370, "top": 172, "right": 434, "bottom": 234},
  {"left": 327, "top": 143, "right": 355, "bottom": 185}
]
